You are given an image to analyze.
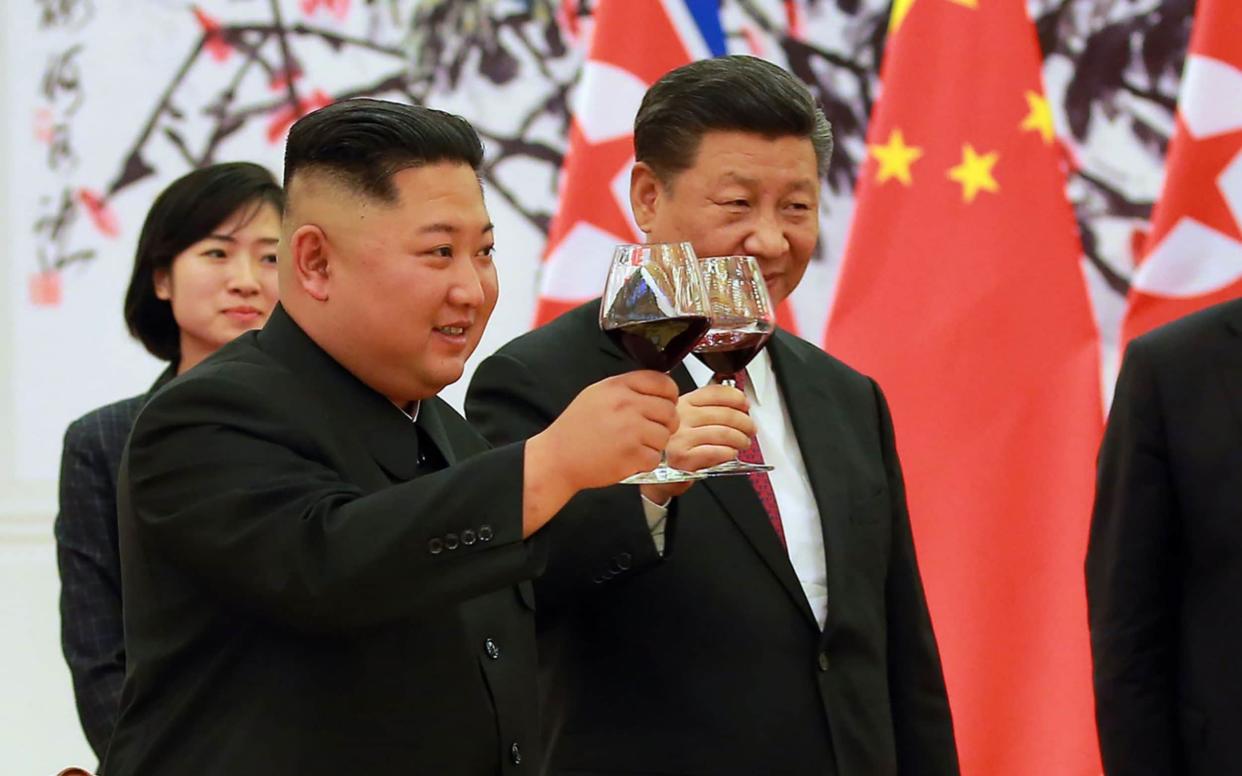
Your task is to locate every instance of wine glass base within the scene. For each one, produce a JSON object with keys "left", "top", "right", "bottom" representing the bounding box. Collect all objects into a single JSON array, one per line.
[
  {"left": 621, "top": 465, "right": 707, "bottom": 485},
  {"left": 698, "top": 459, "right": 775, "bottom": 477}
]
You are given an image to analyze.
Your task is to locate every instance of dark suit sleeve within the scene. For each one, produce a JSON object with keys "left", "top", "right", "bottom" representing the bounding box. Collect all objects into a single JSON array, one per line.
[
  {"left": 466, "top": 351, "right": 664, "bottom": 614},
  {"left": 122, "top": 371, "right": 538, "bottom": 634},
  {"left": 54, "top": 415, "right": 126, "bottom": 761},
  {"left": 873, "top": 381, "right": 960, "bottom": 775},
  {"left": 1085, "top": 340, "right": 1178, "bottom": 775}
]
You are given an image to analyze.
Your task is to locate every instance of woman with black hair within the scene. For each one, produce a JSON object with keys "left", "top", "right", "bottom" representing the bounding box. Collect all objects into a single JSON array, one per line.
[{"left": 54, "top": 162, "right": 283, "bottom": 762}]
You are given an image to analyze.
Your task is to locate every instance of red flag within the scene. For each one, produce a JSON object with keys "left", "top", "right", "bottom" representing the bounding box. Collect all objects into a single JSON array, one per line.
[
  {"left": 534, "top": 1, "right": 689, "bottom": 326},
  {"left": 825, "top": 2, "right": 1103, "bottom": 774},
  {"left": 1122, "top": 0, "right": 1242, "bottom": 345},
  {"left": 534, "top": 0, "right": 800, "bottom": 331}
]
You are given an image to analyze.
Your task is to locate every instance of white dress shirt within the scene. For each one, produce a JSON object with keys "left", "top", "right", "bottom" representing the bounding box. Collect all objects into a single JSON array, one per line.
[{"left": 643, "top": 350, "right": 829, "bottom": 628}]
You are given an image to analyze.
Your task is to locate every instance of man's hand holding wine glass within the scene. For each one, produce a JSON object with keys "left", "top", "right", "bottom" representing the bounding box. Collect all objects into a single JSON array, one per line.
[
  {"left": 523, "top": 370, "right": 681, "bottom": 535},
  {"left": 639, "top": 384, "right": 754, "bottom": 505}
]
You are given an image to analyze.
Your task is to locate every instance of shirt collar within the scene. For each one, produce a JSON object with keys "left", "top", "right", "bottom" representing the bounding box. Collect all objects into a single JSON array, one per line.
[{"left": 394, "top": 400, "right": 422, "bottom": 422}]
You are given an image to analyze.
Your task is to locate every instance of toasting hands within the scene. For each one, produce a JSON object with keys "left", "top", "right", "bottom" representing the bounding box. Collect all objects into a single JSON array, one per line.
[
  {"left": 522, "top": 371, "right": 680, "bottom": 535},
  {"left": 640, "top": 384, "right": 754, "bottom": 506}
]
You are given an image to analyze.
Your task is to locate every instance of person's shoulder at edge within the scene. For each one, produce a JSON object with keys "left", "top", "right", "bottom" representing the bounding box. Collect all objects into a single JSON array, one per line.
[
  {"left": 64, "top": 393, "right": 148, "bottom": 445},
  {"left": 776, "top": 325, "right": 881, "bottom": 399},
  {"left": 127, "top": 330, "right": 282, "bottom": 433},
  {"left": 1125, "top": 296, "right": 1242, "bottom": 363}
]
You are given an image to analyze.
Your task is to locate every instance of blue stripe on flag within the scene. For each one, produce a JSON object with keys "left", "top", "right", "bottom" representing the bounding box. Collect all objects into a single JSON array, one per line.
[{"left": 683, "top": 0, "right": 727, "bottom": 57}]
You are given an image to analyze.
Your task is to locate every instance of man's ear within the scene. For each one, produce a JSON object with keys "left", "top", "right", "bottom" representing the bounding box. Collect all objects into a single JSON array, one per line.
[
  {"left": 288, "top": 224, "right": 331, "bottom": 302},
  {"left": 630, "top": 162, "right": 664, "bottom": 235}
]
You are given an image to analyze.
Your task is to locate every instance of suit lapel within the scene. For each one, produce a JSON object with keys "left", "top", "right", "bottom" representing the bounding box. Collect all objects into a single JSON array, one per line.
[
  {"left": 699, "top": 466, "right": 818, "bottom": 627},
  {"left": 416, "top": 399, "right": 458, "bottom": 467},
  {"left": 367, "top": 414, "right": 424, "bottom": 483},
  {"left": 695, "top": 333, "right": 823, "bottom": 629},
  {"left": 767, "top": 332, "right": 853, "bottom": 639}
]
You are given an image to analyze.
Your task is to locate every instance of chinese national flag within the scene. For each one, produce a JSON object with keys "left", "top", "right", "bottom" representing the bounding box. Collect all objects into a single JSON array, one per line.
[
  {"left": 825, "top": 1, "right": 1103, "bottom": 774},
  {"left": 1121, "top": 0, "right": 1242, "bottom": 346},
  {"left": 534, "top": 0, "right": 800, "bottom": 331}
]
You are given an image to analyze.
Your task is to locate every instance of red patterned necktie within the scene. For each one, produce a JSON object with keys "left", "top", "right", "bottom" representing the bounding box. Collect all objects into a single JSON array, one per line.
[{"left": 726, "top": 370, "right": 786, "bottom": 549}]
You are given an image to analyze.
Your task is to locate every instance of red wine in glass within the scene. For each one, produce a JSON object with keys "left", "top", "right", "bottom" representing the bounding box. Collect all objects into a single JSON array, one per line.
[
  {"left": 692, "top": 255, "right": 777, "bottom": 477},
  {"left": 605, "top": 315, "right": 712, "bottom": 373},
  {"left": 693, "top": 325, "right": 773, "bottom": 376},
  {"left": 598, "top": 242, "right": 711, "bottom": 485}
]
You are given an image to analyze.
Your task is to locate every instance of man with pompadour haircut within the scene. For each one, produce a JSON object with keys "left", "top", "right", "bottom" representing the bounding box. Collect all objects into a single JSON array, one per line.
[{"left": 103, "top": 98, "right": 682, "bottom": 776}]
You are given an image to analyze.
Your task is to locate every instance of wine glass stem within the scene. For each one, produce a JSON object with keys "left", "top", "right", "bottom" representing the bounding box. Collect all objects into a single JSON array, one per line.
[{"left": 720, "top": 374, "right": 742, "bottom": 462}]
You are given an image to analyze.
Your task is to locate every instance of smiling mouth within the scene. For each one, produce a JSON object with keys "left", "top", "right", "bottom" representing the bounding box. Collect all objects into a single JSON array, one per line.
[{"left": 434, "top": 325, "right": 467, "bottom": 336}]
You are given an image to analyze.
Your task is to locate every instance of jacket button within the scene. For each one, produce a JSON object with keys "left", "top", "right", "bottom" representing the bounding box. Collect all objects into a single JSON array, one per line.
[
  {"left": 461, "top": 528, "right": 477, "bottom": 545},
  {"left": 484, "top": 638, "right": 500, "bottom": 660},
  {"left": 428, "top": 538, "right": 443, "bottom": 555},
  {"left": 510, "top": 741, "right": 522, "bottom": 765},
  {"left": 817, "top": 652, "right": 830, "bottom": 672},
  {"left": 615, "top": 552, "right": 632, "bottom": 570},
  {"left": 479, "top": 525, "right": 494, "bottom": 542},
  {"left": 445, "top": 533, "right": 460, "bottom": 550}
]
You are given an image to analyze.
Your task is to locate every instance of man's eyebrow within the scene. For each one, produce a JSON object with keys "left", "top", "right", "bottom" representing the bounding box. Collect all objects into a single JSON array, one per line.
[
  {"left": 718, "top": 172, "right": 817, "bottom": 193},
  {"left": 719, "top": 172, "right": 759, "bottom": 187},
  {"left": 417, "top": 222, "right": 496, "bottom": 234}
]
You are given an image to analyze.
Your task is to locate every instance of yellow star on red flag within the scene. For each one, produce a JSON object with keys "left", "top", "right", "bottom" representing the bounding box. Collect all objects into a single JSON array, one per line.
[
  {"left": 890, "top": 0, "right": 917, "bottom": 32},
  {"left": 869, "top": 129, "right": 923, "bottom": 186},
  {"left": 891, "top": 0, "right": 977, "bottom": 34},
  {"left": 947, "top": 144, "right": 1000, "bottom": 202},
  {"left": 1020, "top": 91, "right": 1055, "bottom": 144}
]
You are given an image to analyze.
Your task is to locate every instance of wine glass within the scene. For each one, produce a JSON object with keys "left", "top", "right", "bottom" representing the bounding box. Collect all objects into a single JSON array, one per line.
[
  {"left": 692, "top": 254, "right": 776, "bottom": 476},
  {"left": 600, "top": 242, "right": 711, "bottom": 484}
]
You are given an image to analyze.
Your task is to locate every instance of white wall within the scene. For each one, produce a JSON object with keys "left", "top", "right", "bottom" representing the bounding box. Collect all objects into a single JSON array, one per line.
[{"left": 0, "top": 1, "right": 99, "bottom": 772}]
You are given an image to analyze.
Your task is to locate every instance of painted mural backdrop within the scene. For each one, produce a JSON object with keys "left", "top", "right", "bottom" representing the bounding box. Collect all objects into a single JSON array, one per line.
[{"left": 7, "top": 0, "right": 1190, "bottom": 478}]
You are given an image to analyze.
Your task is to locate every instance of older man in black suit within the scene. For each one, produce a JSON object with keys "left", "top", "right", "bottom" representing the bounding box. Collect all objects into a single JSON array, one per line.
[
  {"left": 1088, "top": 297, "right": 1242, "bottom": 775},
  {"left": 101, "top": 99, "right": 681, "bottom": 776},
  {"left": 467, "top": 56, "right": 958, "bottom": 776}
]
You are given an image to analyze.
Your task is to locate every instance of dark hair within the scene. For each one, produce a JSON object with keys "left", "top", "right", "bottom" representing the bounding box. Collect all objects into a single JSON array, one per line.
[
  {"left": 634, "top": 55, "right": 833, "bottom": 183},
  {"left": 282, "top": 98, "right": 485, "bottom": 201},
  {"left": 124, "top": 162, "right": 284, "bottom": 363}
]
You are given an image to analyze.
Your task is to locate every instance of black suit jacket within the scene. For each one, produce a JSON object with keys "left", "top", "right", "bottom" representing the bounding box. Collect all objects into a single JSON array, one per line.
[
  {"left": 1087, "top": 297, "right": 1242, "bottom": 775},
  {"left": 466, "top": 300, "right": 957, "bottom": 776},
  {"left": 55, "top": 368, "right": 173, "bottom": 762},
  {"left": 102, "top": 306, "right": 542, "bottom": 776}
]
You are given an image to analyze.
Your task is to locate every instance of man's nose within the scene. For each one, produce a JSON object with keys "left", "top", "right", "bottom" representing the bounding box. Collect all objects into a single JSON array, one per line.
[
  {"left": 447, "top": 257, "right": 485, "bottom": 307},
  {"left": 742, "top": 213, "right": 789, "bottom": 262}
]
